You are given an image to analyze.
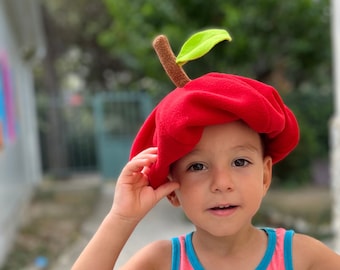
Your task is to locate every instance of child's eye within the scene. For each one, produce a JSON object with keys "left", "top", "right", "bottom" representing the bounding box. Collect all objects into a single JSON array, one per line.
[
  {"left": 232, "top": 159, "right": 250, "bottom": 167},
  {"left": 188, "top": 163, "right": 206, "bottom": 171}
]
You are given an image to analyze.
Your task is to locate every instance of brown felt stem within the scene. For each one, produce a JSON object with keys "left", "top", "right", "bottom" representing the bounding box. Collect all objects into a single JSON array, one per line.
[{"left": 152, "top": 35, "right": 190, "bottom": 87}]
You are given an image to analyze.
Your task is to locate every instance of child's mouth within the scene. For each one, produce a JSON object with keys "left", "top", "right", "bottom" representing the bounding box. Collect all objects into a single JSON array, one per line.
[
  {"left": 209, "top": 205, "right": 238, "bottom": 216},
  {"left": 211, "top": 205, "right": 237, "bottom": 210}
]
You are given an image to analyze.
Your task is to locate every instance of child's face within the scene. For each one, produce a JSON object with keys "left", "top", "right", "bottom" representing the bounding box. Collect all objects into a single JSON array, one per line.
[{"left": 168, "top": 121, "right": 272, "bottom": 237}]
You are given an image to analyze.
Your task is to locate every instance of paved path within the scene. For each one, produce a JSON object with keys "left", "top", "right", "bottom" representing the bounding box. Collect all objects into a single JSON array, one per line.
[{"left": 50, "top": 181, "right": 194, "bottom": 269}]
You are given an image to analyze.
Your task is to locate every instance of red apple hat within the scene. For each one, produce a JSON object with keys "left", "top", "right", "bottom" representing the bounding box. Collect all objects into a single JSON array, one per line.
[{"left": 130, "top": 30, "right": 300, "bottom": 189}]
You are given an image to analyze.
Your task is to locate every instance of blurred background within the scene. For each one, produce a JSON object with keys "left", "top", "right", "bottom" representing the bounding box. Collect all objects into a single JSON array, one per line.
[{"left": 0, "top": 0, "right": 336, "bottom": 269}]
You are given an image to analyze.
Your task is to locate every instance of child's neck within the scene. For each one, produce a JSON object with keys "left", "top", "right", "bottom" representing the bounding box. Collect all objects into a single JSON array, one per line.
[{"left": 192, "top": 225, "right": 267, "bottom": 269}]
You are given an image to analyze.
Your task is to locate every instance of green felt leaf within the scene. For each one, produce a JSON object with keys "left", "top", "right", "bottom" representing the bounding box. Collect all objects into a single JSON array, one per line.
[{"left": 176, "top": 29, "right": 232, "bottom": 66}]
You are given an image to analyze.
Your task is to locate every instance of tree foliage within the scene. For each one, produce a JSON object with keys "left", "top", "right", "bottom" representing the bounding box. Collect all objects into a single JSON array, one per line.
[
  {"left": 100, "top": 0, "right": 330, "bottom": 92},
  {"left": 39, "top": 0, "right": 114, "bottom": 91}
]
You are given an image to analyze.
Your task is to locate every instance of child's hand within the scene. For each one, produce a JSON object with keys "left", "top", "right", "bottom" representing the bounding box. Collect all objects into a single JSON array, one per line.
[{"left": 109, "top": 147, "right": 179, "bottom": 224}]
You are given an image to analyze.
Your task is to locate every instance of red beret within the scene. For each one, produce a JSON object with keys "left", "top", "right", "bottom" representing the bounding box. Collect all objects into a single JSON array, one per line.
[{"left": 130, "top": 72, "right": 299, "bottom": 188}]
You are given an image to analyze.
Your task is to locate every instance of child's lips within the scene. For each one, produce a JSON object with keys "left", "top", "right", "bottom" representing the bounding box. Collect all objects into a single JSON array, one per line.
[{"left": 208, "top": 204, "right": 239, "bottom": 216}]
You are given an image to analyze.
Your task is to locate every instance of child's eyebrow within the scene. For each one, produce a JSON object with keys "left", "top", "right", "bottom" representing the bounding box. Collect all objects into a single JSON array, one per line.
[
  {"left": 230, "top": 144, "right": 261, "bottom": 153},
  {"left": 181, "top": 149, "right": 201, "bottom": 159},
  {"left": 188, "top": 143, "right": 261, "bottom": 155}
]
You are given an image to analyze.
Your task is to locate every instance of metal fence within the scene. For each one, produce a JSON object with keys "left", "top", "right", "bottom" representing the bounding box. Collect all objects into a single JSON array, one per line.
[
  {"left": 93, "top": 91, "right": 152, "bottom": 179},
  {"left": 37, "top": 91, "right": 152, "bottom": 179}
]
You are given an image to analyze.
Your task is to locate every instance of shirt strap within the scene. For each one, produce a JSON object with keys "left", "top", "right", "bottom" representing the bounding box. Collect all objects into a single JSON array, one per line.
[
  {"left": 256, "top": 227, "right": 277, "bottom": 269},
  {"left": 171, "top": 237, "right": 180, "bottom": 270},
  {"left": 284, "top": 229, "right": 295, "bottom": 270}
]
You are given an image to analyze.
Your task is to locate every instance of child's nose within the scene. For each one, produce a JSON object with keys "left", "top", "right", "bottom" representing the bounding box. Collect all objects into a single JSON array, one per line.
[{"left": 210, "top": 168, "right": 234, "bottom": 192}]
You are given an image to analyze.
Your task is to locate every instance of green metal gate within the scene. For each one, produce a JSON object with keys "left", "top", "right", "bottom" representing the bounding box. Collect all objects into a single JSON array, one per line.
[{"left": 93, "top": 91, "right": 152, "bottom": 180}]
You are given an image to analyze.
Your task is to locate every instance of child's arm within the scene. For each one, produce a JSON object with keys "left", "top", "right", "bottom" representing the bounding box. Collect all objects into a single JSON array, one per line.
[
  {"left": 293, "top": 233, "right": 340, "bottom": 269},
  {"left": 71, "top": 147, "right": 179, "bottom": 270}
]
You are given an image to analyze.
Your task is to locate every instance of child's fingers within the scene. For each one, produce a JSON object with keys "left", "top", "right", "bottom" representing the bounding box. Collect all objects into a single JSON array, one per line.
[
  {"left": 125, "top": 155, "right": 156, "bottom": 172},
  {"left": 123, "top": 157, "right": 154, "bottom": 172},
  {"left": 131, "top": 147, "right": 158, "bottom": 160},
  {"left": 119, "top": 147, "right": 158, "bottom": 179},
  {"left": 154, "top": 181, "right": 180, "bottom": 202}
]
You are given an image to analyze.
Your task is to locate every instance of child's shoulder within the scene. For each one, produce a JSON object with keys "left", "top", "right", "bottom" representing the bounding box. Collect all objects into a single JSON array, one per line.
[
  {"left": 119, "top": 240, "right": 172, "bottom": 270},
  {"left": 292, "top": 233, "right": 340, "bottom": 269}
]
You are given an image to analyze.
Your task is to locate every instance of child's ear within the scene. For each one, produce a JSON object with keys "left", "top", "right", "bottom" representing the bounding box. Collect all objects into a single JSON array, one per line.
[
  {"left": 262, "top": 156, "right": 272, "bottom": 195},
  {"left": 167, "top": 191, "right": 181, "bottom": 207},
  {"left": 166, "top": 174, "right": 181, "bottom": 206}
]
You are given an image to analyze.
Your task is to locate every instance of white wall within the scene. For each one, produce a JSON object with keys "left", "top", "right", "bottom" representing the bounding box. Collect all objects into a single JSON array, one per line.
[{"left": 0, "top": 1, "right": 43, "bottom": 266}]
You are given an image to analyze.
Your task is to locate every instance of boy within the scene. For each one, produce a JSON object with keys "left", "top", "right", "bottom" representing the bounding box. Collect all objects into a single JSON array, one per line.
[{"left": 72, "top": 32, "right": 340, "bottom": 269}]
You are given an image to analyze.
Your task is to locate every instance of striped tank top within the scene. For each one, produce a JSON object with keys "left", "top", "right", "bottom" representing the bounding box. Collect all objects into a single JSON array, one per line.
[{"left": 171, "top": 228, "right": 294, "bottom": 270}]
